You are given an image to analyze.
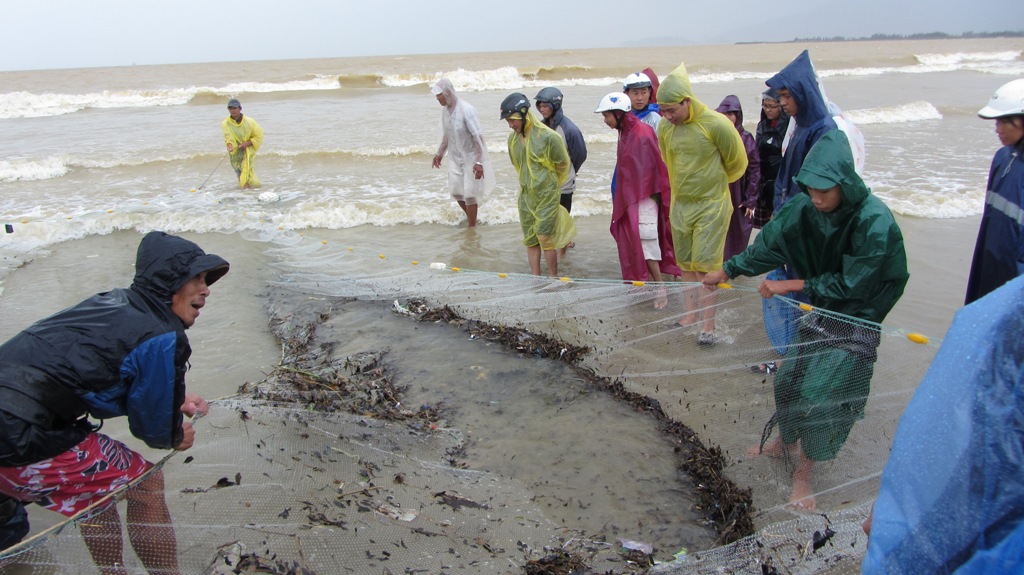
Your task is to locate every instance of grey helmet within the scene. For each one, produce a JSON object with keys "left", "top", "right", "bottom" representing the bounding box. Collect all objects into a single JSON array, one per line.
[
  {"left": 534, "top": 87, "right": 564, "bottom": 112},
  {"left": 500, "top": 92, "right": 531, "bottom": 120}
]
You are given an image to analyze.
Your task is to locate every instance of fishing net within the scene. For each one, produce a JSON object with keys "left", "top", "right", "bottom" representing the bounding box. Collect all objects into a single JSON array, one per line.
[{"left": 0, "top": 231, "right": 937, "bottom": 574}]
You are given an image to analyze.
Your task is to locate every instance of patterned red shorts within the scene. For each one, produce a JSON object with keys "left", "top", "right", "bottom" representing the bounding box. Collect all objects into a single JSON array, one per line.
[{"left": 0, "top": 433, "right": 152, "bottom": 516}]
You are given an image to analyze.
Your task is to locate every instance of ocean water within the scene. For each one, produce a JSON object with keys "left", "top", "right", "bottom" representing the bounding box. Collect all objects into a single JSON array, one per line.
[{"left": 0, "top": 37, "right": 1021, "bottom": 260}]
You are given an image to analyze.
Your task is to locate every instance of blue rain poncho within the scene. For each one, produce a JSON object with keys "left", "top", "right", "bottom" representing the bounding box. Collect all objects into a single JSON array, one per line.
[
  {"left": 222, "top": 114, "right": 264, "bottom": 188},
  {"left": 863, "top": 274, "right": 1024, "bottom": 574},
  {"left": 656, "top": 61, "right": 748, "bottom": 273},
  {"left": 507, "top": 111, "right": 576, "bottom": 250}
]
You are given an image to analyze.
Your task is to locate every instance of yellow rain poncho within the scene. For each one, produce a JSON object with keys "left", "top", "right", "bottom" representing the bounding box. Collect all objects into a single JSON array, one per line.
[
  {"left": 507, "top": 112, "right": 576, "bottom": 250},
  {"left": 656, "top": 62, "right": 747, "bottom": 272},
  {"left": 222, "top": 115, "right": 264, "bottom": 188}
]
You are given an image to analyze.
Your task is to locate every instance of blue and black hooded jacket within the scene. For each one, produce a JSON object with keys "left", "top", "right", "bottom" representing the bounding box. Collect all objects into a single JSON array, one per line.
[
  {"left": 766, "top": 50, "right": 838, "bottom": 213},
  {"left": 0, "top": 232, "right": 228, "bottom": 466}
]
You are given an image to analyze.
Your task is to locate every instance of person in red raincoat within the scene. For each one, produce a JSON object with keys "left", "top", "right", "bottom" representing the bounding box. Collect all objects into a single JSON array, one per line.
[{"left": 595, "top": 92, "right": 681, "bottom": 308}]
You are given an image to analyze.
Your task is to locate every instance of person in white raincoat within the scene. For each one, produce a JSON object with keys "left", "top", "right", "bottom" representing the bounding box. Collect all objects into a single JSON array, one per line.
[{"left": 431, "top": 78, "right": 494, "bottom": 227}]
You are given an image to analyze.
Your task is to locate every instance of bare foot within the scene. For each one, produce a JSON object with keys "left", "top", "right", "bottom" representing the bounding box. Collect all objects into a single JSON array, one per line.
[
  {"left": 677, "top": 314, "right": 698, "bottom": 328},
  {"left": 788, "top": 452, "right": 816, "bottom": 510},
  {"left": 789, "top": 483, "right": 817, "bottom": 511},
  {"left": 746, "top": 437, "right": 788, "bottom": 458},
  {"left": 654, "top": 287, "right": 668, "bottom": 310}
]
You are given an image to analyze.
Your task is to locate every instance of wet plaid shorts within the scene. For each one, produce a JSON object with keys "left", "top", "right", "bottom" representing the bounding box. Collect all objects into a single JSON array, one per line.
[{"left": 0, "top": 433, "right": 152, "bottom": 516}]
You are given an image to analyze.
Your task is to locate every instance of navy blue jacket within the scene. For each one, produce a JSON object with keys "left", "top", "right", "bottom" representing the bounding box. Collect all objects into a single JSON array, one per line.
[
  {"left": 543, "top": 108, "right": 587, "bottom": 174},
  {"left": 966, "top": 138, "right": 1024, "bottom": 304},
  {"left": 766, "top": 50, "right": 837, "bottom": 213},
  {"left": 0, "top": 232, "right": 228, "bottom": 466}
]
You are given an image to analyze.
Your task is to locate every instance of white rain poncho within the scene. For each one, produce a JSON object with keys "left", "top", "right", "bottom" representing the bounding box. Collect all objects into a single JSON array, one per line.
[
  {"left": 222, "top": 115, "right": 264, "bottom": 188},
  {"left": 656, "top": 61, "right": 748, "bottom": 273},
  {"left": 507, "top": 112, "right": 576, "bottom": 250},
  {"left": 433, "top": 79, "right": 494, "bottom": 205}
]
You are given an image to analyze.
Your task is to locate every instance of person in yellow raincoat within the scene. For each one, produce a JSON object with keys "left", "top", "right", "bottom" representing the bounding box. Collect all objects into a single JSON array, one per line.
[
  {"left": 657, "top": 62, "right": 748, "bottom": 345},
  {"left": 221, "top": 98, "right": 263, "bottom": 189},
  {"left": 500, "top": 93, "right": 577, "bottom": 276}
]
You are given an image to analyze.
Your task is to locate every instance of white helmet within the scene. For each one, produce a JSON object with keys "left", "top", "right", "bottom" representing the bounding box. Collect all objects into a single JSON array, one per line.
[
  {"left": 978, "top": 79, "right": 1024, "bottom": 119},
  {"left": 595, "top": 92, "right": 631, "bottom": 113},
  {"left": 623, "top": 72, "right": 652, "bottom": 92}
]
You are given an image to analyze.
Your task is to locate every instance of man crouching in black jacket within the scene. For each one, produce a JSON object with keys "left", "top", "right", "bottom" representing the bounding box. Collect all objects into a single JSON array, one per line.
[{"left": 0, "top": 231, "right": 229, "bottom": 574}]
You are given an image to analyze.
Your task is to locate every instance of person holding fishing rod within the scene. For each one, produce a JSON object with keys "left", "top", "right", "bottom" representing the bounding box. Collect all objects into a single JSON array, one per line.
[{"left": 221, "top": 98, "right": 263, "bottom": 189}]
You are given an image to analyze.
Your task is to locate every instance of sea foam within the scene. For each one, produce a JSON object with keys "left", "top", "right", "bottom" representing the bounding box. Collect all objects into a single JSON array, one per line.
[{"left": 843, "top": 101, "right": 943, "bottom": 125}]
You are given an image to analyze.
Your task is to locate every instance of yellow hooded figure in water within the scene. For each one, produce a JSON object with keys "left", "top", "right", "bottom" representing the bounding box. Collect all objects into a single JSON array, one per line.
[
  {"left": 656, "top": 62, "right": 747, "bottom": 274},
  {"left": 221, "top": 99, "right": 264, "bottom": 189},
  {"left": 502, "top": 92, "right": 576, "bottom": 276}
]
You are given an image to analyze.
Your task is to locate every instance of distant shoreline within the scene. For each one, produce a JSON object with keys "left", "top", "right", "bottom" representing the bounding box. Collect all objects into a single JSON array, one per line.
[{"left": 737, "top": 31, "right": 1024, "bottom": 45}]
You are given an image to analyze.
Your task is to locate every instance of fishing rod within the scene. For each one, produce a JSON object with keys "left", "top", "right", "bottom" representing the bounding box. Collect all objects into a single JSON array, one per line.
[{"left": 193, "top": 153, "right": 229, "bottom": 192}]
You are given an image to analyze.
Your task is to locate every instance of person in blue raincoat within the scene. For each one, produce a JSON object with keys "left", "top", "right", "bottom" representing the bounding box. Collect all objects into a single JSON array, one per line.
[
  {"left": 863, "top": 274, "right": 1024, "bottom": 574},
  {"left": 760, "top": 50, "right": 841, "bottom": 357},
  {"left": 965, "top": 78, "right": 1024, "bottom": 304},
  {"left": 704, "top": 130, "right": 908, "bottom": 510},
  {"left": 535, "top": 87, "right": 587, "bottom": 216}
]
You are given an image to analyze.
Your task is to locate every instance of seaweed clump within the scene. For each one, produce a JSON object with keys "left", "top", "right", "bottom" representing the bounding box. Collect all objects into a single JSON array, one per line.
[
  {"left": 246, "top": 306, "right": 441, "bottom": 428},
  {"left": 420, "top": 304, "right": 591, "bottom": 364}
]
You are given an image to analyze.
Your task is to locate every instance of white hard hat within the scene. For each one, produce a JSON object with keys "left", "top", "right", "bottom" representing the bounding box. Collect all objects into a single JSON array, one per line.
[
  {"left": 595, "top": 92, "right": 631, "bottom": 113},
  {"left": 978, "top": 79, "right": 1024, "bottom": 119},
  {"left": 623, "top": 72, "right": 652, "bottom": 92}
]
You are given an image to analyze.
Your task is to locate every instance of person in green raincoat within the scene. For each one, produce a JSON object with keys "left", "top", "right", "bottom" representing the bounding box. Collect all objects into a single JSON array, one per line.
[
  {"left": 657, "top": 62, "right": 748, "bottom": 344},
  {"left": 704, "top": 130, "right": 908, "bottom": 510},
  {"left": 221, "top": 98, "right": 264, "bottom": 189},
  {"left": 500, "top": 93, "right": 577, "bottom": 276}
]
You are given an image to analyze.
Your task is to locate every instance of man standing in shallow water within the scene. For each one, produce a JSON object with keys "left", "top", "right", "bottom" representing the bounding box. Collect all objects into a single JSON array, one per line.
[
  {"left": 500, "top": 92, "right": 576, "bottom": 277},
  {"left": 431, "top": 78, "right": 494, "bottom": 227},
  {"left": 222, "top": 98, "right": 263, "bottom": 189},
  {"left": 657, "top": 61, "right": 748, "bottom": 345},
  {"left": 705, "top": 131, "right": 908, "bottom": 511}
]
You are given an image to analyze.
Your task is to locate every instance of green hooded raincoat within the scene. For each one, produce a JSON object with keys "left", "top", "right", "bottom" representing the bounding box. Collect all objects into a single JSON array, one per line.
[{"left": 723, "top": 130, "right": 909, "bottom": 461}]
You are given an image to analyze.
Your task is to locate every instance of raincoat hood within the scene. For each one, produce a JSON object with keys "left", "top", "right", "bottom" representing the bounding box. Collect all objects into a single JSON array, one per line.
[
  {"left": 642, "top": 67, "right": 660, "bottom": 104},
  {"left": 759, "top": 88, "right": 789, "bottom": 126},
  {"left": 657, "top": 61, "right": 709, "bottom": 123},
  {"left": 432, "top": 78, "right": 458, "bottom": 111},
  {"left": 766, "top": 50, "right": 831, "bottom": 127},
  {"left": 131, "top": 231, "right": 229, "bottom": 303},
  {"left": 795, "top": 130, "right": 869, "bottom": 213},
  {"left": 715, "top": 95, "right": 744, "bottom": 126},
  {"left": 544, "top": 107, "right": 566, "bottom": 130}
]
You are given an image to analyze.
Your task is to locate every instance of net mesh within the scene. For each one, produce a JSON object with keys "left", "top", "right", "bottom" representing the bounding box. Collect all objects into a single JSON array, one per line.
[{"left": 0, "top": 233, "right": 937, "bottom": 574}]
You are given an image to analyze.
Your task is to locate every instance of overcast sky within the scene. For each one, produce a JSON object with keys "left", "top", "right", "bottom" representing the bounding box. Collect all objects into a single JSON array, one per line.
[{"left": 2, "top": 0, "right": 1021, "bottom": 71}]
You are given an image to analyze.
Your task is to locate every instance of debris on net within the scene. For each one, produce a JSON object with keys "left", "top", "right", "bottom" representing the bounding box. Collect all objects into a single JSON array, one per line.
[{"left": 410, "top": 299, "right": 755, "bottom": 545}]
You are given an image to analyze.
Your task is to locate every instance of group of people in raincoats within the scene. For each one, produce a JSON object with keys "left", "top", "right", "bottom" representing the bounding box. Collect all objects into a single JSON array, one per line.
[
  {"left": 591, "top": 52, "right": 903, "bottom": 514},
  {"left": 431, "top": 79, "right": 583, "bottom": 275},
  {"left": 430, "top": 60, "right": 1024, "bottom": 548}
]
